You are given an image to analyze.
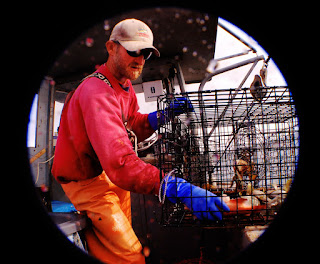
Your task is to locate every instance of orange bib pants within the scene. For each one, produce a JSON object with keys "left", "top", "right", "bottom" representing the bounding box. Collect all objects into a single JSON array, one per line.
[{"left": 62, "top": 171, "right": 145, "bottom": 264}]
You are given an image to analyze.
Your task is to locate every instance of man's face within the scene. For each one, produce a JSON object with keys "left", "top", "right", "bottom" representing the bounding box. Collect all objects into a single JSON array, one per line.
[{"left": 112, "top": 42, "right": 145, "bottom": 81}]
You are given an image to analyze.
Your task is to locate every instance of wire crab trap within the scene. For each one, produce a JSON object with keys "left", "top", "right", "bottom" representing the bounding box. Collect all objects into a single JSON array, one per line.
[{"left": 155, "top": 86, "right": 299, "bottom": 227}]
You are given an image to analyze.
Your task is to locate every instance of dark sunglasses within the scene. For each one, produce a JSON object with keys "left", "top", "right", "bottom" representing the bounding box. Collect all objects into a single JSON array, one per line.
[{"left": 113, "top": 41, "right": 152, "bottom": 60}]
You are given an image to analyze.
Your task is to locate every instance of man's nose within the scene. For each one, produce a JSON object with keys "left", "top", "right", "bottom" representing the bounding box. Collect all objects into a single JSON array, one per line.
[{"left": 135, "top": 55, "right": 145, "bottom": 65}]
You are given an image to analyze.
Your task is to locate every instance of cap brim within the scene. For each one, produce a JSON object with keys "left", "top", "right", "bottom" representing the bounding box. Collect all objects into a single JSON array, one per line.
[{"left": 119, "top": 40, "right": 160, "bottom": 57}]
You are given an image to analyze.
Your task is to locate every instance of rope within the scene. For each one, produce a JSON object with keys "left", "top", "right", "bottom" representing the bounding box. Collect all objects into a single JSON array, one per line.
[
  {"left": 35, "top": 155, "right": 55, "bottom": 184},
  {"left": 158, "top": 168, "right": 177, "bottom": 204}
]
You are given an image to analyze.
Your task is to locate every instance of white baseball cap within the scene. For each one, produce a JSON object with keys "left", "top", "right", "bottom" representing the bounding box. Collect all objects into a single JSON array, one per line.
[{"left": 109, "top": 18, "right": 160, "bottom": 57}]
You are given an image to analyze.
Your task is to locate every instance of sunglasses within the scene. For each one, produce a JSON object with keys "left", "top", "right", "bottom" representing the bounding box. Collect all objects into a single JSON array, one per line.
[{"left": 113, "top": 41, "right": 152, "bottom": 60}]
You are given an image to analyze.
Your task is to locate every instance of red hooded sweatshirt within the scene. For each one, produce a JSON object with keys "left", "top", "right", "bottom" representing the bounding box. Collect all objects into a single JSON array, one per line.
[{"left": 51, "top": 64, "right": 160, "bottom": 194}]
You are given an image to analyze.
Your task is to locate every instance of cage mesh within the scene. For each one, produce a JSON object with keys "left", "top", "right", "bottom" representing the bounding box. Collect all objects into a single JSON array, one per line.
[{"left": 155, "top": 86, "right": 299, "bottom": 227}]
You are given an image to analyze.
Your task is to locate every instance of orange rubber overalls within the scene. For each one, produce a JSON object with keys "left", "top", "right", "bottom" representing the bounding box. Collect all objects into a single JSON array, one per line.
[{"left": 62, "top": 171, "right": 145, "bottom": 263}]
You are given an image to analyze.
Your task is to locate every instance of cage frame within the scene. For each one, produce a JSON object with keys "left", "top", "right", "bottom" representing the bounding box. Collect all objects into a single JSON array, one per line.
[{"left": 155, "top": 86, "right": 299, "bottom": 228}]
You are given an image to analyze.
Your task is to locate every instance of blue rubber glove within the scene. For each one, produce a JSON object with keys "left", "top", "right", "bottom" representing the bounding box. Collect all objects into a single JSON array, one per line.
[
  {"left": 148, "top": 97, "right": 194, "bottom": 130},
  {"left": 163, "top": 175, "right": 230, "bottom": 221}
]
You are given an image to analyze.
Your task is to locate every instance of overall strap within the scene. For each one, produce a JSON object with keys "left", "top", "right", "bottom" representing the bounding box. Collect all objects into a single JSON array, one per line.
[
  {"left": 84, "top": 72, "right": 134, "bottom": 149},
  {"left": 64, "top": 72, "right": 113, "bottom": 106},
  {"left": 63, "top": 71, "right": 134, "bottom": 150},
  {"left": 81, "top": 72, "right": 128, "bottom": 124},
  {"left": 81, "top": 72, "right": 113, "bottom": 88}
]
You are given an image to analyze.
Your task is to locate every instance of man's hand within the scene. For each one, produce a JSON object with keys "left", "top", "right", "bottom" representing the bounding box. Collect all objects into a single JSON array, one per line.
[
  {"left": 148, "top": 97, "right": 194, "bottom": 130},
  {"left": 168, "top": 97, "right": 194, "bottom": 116},
  {"left": 163, "top": 175, "right": 230, "bottom": 221}
]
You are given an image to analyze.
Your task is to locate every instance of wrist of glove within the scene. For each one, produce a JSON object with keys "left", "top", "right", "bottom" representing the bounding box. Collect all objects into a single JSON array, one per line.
[
  {"left": 162, "top": 175, "right": 230, "bottom": 221},
  {"left": 148, "top": 97, "right": 194, "bottom": 131},
  {"left": 168, "top": 97, "right": 194, "bottom": 116}
]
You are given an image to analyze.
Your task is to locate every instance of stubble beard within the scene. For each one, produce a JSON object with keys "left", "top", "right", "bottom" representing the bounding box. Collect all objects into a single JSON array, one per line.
[{"left": 114, "top": 57, "right": 143, "bottom": 81}]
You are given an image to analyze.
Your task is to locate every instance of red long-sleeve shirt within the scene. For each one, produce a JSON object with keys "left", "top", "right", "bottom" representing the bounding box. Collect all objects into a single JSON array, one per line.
[{"left": 52, "top": 64, "right": 160, "bottom": 194}]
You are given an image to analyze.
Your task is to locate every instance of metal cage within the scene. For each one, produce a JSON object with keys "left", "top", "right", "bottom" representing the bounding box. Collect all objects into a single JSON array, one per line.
[{"left": 155, "top": 86, "right": 299, "bottom": 227}]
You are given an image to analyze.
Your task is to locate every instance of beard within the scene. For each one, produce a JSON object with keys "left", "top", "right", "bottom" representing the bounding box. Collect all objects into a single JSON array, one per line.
[{"left": 114, "top": 57, "right": 144, "bottom": 81}]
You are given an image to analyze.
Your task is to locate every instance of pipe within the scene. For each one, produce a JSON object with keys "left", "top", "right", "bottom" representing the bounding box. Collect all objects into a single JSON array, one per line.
[
  {"left": 218, "top": 20, "right": 257, "bottom": 53},
  {"left": 198, "top": 55, "right": 265, "bottom": 153},
  {"left": 199, "top": 55, "right": 265, "bottom": 92}
]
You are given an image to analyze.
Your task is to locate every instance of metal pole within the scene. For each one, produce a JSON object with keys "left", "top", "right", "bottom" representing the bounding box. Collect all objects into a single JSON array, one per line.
[
  {"left": 207, "top": 58, "right": 260, "bottom": 138},
  {"left": 218, "top": 21, "right": 257, "bottom": 53},
  {"left": 199, "top": 55, "right": 265, "bottom": 92},
  {"left": 198, "top": 55, "right": 265, "bottom": 153},
  {"left": 175, "top": 62, "right": 186, "bottom": 93}
]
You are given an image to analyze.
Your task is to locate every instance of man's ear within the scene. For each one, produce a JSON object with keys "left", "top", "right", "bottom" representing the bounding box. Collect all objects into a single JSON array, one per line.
[{"left": 105, "top": 40, "right": 117, "bottom": 56}]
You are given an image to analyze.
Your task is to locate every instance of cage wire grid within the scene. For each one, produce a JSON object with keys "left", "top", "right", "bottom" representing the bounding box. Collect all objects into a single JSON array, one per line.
[{"left": 155, "top": 86, "right": 299, "bottom": 227}]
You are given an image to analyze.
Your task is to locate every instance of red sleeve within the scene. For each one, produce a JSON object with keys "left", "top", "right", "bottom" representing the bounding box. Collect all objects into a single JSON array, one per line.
[
  {"left": 127, "top": 89, "right": 155, "bottom": 142},
  {"left": 78, "top": 79, "right": 160, "bottom": 194}
]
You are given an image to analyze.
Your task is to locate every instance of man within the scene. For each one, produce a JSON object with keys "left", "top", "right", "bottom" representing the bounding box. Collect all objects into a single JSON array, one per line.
[{"left": 52, "top": 19, "right": 229, "bottom": 264}]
